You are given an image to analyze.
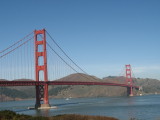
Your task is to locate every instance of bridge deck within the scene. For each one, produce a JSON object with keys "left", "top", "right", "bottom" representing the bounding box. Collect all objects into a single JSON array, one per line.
[{"left": 0, "top": 81, "right": 139, "bottom": 89}]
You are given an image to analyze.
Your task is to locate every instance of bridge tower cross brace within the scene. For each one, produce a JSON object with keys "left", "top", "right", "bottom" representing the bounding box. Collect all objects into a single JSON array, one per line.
[
  {"left": 125, "top": 64, "right": 133, "bottom": 96},
  {"left": 34, "top": 29, "right": 50, "bottom": 108}
]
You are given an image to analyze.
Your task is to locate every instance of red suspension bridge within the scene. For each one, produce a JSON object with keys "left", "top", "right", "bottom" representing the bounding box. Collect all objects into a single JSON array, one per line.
[{"left": 0, "top": 29, "right": 139, "bottom": 109}]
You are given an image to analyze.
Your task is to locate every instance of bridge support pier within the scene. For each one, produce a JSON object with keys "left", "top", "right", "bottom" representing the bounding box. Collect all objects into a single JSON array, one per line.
[
  {"left": 127, "top": 87, "right": 133, "bottom": 96},
  {"left": 35, "top": 84, "right": 51, "bottom": 109}
]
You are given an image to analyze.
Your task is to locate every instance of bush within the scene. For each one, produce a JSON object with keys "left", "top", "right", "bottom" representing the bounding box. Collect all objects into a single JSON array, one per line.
[{"left": 0, "top": 110, "right": 118, "bottom": 120}]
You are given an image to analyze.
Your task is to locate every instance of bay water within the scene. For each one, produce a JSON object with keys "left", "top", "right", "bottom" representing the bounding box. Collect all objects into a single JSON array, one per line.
[{"left": 0, "top": 95, "right": 160, "bottom": 120}]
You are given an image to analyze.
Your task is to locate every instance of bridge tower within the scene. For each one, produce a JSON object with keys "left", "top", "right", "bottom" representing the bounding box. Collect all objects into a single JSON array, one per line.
[
  {"left": 125, "top": 64, "right": 133, "bottom": 96},
  {"left": 34, "top": 29, "right": 50, "bottom": 108}
]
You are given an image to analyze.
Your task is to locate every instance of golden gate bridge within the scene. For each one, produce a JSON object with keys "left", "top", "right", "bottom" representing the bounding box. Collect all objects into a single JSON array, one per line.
[{"left": 0, "top": 29, "right": 139, "bottom": 109}]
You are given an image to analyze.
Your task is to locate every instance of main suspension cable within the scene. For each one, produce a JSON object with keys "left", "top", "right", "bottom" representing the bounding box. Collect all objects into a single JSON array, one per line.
[
  {"left": 46, "top": 31, "right": 88, "bottom": 75},
  {"left": 47, "top": 42, "right": 97, "bottom": 81},
  {"left": 47, "top": 42, "right": 80, "bottom": 73},
  {"left": 0, "top": 37, "right": 34, "bottom": 59},
  {"left": 0, "top": 31, "right": 33, "bottom": 54}
]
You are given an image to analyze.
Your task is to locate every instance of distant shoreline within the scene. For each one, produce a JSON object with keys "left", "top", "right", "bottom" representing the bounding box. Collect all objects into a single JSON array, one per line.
[{"left": 1, "top": 93, "right": 160, "bottom": 102}]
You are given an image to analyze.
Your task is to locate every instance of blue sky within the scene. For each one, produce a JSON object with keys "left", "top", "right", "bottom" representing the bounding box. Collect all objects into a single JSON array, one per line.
[{"left": 0, "top": 0, "right": 160, "bottom": 79}]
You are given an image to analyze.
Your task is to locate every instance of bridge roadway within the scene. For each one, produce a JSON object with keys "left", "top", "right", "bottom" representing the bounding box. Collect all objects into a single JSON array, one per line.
[{"left": 0, "top": 81, "right": 139, "bottom": 89}]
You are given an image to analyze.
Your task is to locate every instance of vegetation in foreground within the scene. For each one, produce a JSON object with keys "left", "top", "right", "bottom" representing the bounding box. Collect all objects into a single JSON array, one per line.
[{"left": 0, "top": 110, "right": 118, "bottom": 120}]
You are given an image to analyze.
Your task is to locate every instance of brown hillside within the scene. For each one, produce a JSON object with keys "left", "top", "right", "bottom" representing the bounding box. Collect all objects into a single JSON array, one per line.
[{"left": 57, "top": 73, "right": 101, "bottom": 82}]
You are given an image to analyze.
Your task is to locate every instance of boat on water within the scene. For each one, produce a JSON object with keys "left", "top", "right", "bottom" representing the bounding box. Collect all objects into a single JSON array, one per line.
[{"left": 65, "top": 98, "right": 69, "bottom": 100}]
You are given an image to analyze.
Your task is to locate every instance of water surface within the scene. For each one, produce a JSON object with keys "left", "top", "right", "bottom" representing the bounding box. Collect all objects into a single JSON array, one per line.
[{"left": 1, "top": 95, "right": 160, "bottom": 120}]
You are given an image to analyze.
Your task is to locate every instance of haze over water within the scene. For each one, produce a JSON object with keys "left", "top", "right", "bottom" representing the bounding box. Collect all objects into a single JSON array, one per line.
[{"left": 1, "top": 95, "right": 160, "bottom": 120}]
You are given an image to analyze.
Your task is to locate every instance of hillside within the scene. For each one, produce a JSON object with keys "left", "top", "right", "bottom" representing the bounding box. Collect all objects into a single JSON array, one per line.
[
  {"left": 56, "top": 73, "right": 101, "bottom": 82},
  {"left": 1, "top": 73, "right": 160, "bottom": 101},
  {"left": 49, "top": 74, "right": 127, "bottom": 98}
]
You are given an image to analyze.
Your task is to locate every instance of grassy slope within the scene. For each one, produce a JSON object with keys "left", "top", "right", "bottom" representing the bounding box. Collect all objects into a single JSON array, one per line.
[{"left": 0, "top": 110, "right": 118, "bottom": 120}]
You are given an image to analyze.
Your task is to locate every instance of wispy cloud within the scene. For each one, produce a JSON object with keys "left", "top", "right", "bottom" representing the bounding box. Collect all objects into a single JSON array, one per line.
[
  {"left": 132, "top": 65, "right": 160, "bottom": 79},
  {"left": 133, "top": 66, "right": 160, "bottom": 73}
]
